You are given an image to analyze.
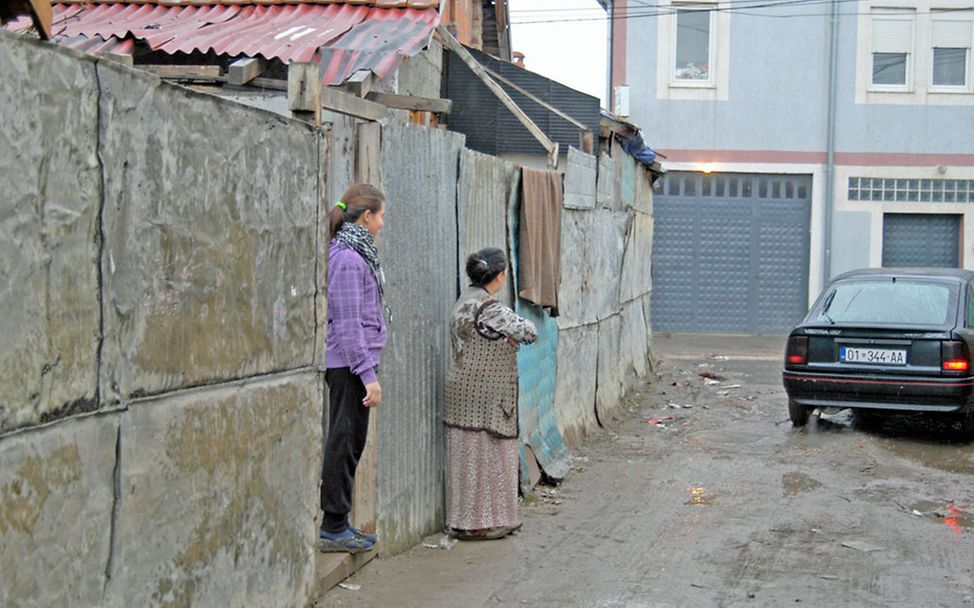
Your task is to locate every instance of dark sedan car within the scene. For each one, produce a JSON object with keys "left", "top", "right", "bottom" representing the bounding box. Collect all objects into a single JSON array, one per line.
[{"left": 782, "top": 268, "right": 974, "bottom": 437}]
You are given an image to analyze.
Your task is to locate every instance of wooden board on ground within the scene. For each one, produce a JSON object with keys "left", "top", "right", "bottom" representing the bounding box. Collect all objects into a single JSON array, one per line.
[{"left": 314, "top": 548, "right": 377, "bottom": 598}]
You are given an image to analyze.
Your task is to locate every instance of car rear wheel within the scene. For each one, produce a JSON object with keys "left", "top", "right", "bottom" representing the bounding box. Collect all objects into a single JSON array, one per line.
[{"left": 788, "top": 399, "right": 812, "bottom": 427}]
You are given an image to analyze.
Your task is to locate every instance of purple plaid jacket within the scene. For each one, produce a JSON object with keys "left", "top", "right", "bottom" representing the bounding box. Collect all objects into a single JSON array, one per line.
[{"left": 325, "top": 241, "right": 387, "bottom": 385}]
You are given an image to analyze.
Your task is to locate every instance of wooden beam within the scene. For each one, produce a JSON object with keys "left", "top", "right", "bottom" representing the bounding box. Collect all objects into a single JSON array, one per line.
[
  {"left": 288, "top": 61, "right": 322, "bottom": 124},
  {"left": 356, "top": 122, "right": 382, "bottom": 185},
  {"left": 436, "top": 24, "right": 559, "bottom": 168},
  {"left": 228, "top": 57, "right": 262, "bottom": 86},
  {"left": 320, "top": 87, "right": 386, "bottom": 122},
  {"left": 345, "top": 69, "right": 374, "bottom": 98},
  {"left": 142, "top": 65, "right": 221, "bottom": 80},
  {"left": 28, "top": 0, "right": 52, "bottom": 39},
  {"left": 250, "top": 77, "right": 288, "bottom": 91},
  {"left": 366, "top": 92, "right": 452, "bottom": 114}
]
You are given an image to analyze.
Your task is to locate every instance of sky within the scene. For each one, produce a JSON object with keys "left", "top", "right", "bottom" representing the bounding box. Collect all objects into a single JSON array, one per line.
[{"left": 506, "top": 0, "right": 609, "bottom": 107}]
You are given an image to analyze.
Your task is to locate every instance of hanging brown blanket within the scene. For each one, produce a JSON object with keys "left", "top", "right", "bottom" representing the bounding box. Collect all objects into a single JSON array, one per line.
[{"left": 518, "top": 167, "right": 562, "bottom": 314}]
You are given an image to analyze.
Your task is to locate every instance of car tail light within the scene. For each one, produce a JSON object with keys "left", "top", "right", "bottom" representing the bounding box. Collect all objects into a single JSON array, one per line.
[
  {"left": 941, "top": 340, "right": 970, "bottom": 373},
  {"left": 785, "top": 336, "right": 808, "bottom": 366}
]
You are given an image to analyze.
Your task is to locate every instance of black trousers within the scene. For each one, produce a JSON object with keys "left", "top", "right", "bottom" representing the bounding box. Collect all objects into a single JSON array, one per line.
[{"left": 320, "top": 367, "right": 372, "bottom": 533}]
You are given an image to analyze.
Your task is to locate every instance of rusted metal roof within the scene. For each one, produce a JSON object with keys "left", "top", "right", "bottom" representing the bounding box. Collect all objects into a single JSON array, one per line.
[
  {"left": 6, "top": 1, "right": 439, "bottom": 85},
  {"left": 52, "top": 1, "right": 439, "bottom": 7}
]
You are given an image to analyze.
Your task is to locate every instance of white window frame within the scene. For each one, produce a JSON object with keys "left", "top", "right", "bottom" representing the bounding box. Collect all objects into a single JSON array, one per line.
[
  {"left": 929, "top": 12, "right": 973, "bottom": 92},
  {"left": 656, "top": 0, "right": 731, "bottom": 101},
  {"left": 671, "top": 4, "right": 717, "bottom": 87},
  {"left": 868, "top": 9, "right": 916, "bottom": 92},
  {"left": 856, "top": 1, "right": 974, "bottom": 105}
]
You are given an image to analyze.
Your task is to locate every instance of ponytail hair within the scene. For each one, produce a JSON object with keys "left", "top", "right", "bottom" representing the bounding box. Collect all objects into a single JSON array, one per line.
[
  {"left": 466, "top": 247, "right": 507, "bottom": 287},
  {"left": 328, "top": 183, "right": 385, "bottom": 238}
]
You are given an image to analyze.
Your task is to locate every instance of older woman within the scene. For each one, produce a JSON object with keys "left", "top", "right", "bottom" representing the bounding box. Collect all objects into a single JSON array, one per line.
[{"left": 444, "top": 247, "right": 538, "bottom": 540}]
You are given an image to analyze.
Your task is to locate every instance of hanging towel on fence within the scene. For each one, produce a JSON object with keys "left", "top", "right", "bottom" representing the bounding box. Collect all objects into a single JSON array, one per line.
[{"left": 518, "top": 167, "right": 561, "bottom": 314}]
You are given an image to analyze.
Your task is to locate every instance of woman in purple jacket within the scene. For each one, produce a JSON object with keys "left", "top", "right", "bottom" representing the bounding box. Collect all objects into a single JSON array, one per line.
[{"left": 319, "top": 183, "right": 387, "bottom": 553}]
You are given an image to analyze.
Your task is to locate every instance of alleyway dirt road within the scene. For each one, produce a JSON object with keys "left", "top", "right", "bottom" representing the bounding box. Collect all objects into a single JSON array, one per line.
[{"left": 319, "top": 334, "right": 974, "bottom": 608}]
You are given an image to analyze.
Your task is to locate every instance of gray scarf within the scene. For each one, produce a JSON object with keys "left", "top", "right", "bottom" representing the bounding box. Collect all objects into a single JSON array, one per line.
[{"left": 334, "top": 222, "right": 385, "bottom": 299}]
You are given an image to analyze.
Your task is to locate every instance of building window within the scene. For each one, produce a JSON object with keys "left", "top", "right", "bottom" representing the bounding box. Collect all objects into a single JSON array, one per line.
[
  {"left": 931, "top": 16, "right": 972, "bottom": 87},
  {"left": 871, "top": 10, "right": 914, "bottom": 88},
  {"left": 848, "top": 177, "right": 974, "bottom": 203},
  {"left": 674, "top": 6, "right": 714, "bottom": 82},
  {"left": 857, "top": 4, "right": 974, "bottom": 103}
]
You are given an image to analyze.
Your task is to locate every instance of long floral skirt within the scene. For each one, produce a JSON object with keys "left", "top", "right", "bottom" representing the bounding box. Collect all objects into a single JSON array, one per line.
[{"left": 444, "top": 426, "right": 520, "bottom": 531}]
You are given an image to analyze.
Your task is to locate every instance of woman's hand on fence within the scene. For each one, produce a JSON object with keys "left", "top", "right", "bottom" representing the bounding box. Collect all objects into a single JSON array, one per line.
[{"left": 363, "top": 381, "right": 383, "bottom": 407}]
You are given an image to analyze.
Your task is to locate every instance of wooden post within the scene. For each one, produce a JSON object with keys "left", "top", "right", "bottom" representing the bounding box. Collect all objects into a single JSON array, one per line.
[
  {"left": 228, "top": 57, "right": 262, "bottom": 86},
  {"left": 356, "top": 122, "right": 382, "bottom": 186},
  {"left": 345, "top": 69, "right": 374, "bottom": 98},
  {"left": 288, "top": 61, "right": 322, "bottom": 125}
]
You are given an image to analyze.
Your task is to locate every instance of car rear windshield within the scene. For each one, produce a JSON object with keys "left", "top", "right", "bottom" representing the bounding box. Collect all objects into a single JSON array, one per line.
[{"left": 817, "top": 280, "right": 954, "bottom": 326}]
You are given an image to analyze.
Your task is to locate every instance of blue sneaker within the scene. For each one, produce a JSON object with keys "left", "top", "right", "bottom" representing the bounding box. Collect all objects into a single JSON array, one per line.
[
  {"left": 319, "top": 527, "right": 374, "bottom": 553},
  {"left": 348, "top": 526, "right": 377, "bottom": 544}
]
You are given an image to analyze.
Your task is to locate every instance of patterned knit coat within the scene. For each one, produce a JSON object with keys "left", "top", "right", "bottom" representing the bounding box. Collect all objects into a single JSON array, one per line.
[{"left": 443, "top": 286, "right": 538, "bottom": 438}]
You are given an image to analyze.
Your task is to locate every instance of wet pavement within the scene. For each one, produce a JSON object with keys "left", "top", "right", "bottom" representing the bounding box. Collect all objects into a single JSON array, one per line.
[{"left": 317, "top": 333, "right": 974, "bottom": 608}]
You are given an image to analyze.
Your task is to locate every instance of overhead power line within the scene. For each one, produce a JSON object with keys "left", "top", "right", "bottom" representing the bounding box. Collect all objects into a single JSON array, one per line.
[{"left": 509, "top": 0, "right": 973, "bottom": 24}]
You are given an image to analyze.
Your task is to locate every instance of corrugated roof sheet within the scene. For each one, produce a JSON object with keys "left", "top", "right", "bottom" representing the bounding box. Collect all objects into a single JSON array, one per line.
[
  {"left": 6, "top": 2, "right": 438, "bottom": 85},
  {"left": 51, "top": 1, "right": 438, "bottom": 7}
]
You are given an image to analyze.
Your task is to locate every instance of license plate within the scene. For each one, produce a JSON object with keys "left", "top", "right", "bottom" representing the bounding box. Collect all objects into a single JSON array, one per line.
[{"left": 839, "top": 346, "right": 907, "bottom": 365}]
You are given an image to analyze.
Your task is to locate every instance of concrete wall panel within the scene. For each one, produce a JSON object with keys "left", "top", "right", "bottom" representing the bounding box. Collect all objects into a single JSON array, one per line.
[
  {"left": 97, "top": 63, "right": 319, "bottom": 401},
  {"left": 597, "top": 152, "right": 619, "bottom": 210},
  {"left": 553, "top": 324, "right": 599, "bottom": 445},
  {"left": 558, "top": 210, "right": 599, "bottom": 329},
  {"left": 634, "top": 165, "right": 655, "bottom": 215},
  {"left": 0, "top": 33, "right": 100, "bottom": 431},
  {"left": 108, "top": 372, "right": 321, "bottom": 608},
  {"left": 620, "top": 295, "right": 652, "bottom": 387},
  {"left": 620, "top": 211, "right": 654, "bottom": 304},
  {"left": 564, "top": 147, "right": 597, "bottom": 210},
  {"left": 377, "top": 120, "right": 463, "bottom": 552},
  {"left": 591, "top": 210, "right": 629, "bottom": 322},
  {"left": 595, "top": 313, "right": 625, "bottom": 423},
  {"left": 0, "top": 414, "right": 118, "bottom": 607},
  {"left": 457, "top": 149, "right": 518, "bottom": 306}
]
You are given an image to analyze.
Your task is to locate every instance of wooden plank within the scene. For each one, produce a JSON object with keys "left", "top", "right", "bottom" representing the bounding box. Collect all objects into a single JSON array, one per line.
[
  {"left": 228, "top": 57, "right": 262, "bottom": 86},
  {"left": 345, "top": 69, "right": 374, "bottom": 98},
  {"left": 580, "top": 130, "right": 595, "bottom": 155},
  {"left": 366, "top": 92, "right": 452, "bottom": 114},
  {"left": 288, "top": 61, "right": 321, "bottom": 124},
  {"left": 314, "top": 548, "right": 377, "bottom": 598},
  {"left": 250, "top": 77, "right": 288, "bottom": 91},
  {"left": 28, "top": 0, "right": 52, "bottom": 39},
  {"left": 356, "top": 121, "right": 382, "bottom": 186},
  {"left": 350, "top": 414, "right": 377, "bottom": 536},
  {"left": 142, "top": 65, "right": 221, "bottom": 79},
  {"left": 320, "top": 87, "right": 387, "bottom": 122},
  {"left": 436, "top": 24, "right": 558, "bottom": 167}
]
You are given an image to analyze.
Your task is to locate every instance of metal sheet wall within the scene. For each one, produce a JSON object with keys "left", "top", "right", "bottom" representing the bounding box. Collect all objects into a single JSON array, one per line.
[
  {"left": 376, "top": 119, "right": 463, "bottom": 553},
  {"left": 456, "top": 149, "right": 519, "bottom": 308}
]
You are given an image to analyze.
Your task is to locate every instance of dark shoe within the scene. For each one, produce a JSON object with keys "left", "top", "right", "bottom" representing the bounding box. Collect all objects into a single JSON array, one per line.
[
  {"left": 319, "top": 527, "right": 374, "bottom": 553},
  {"left": 451, "top": 526, "right": 517, "bottom": 541},
  {"left": 348, "top": 525, "right": 377, "bottom": 544}
]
